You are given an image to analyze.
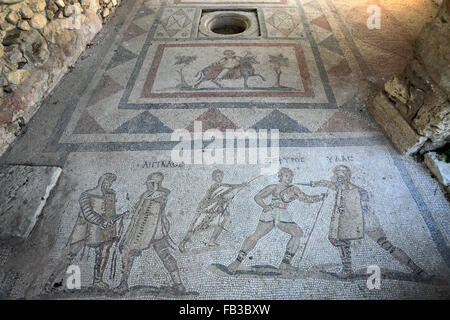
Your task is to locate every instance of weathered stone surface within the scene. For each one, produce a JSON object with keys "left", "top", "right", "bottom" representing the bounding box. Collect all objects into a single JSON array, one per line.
[
  {"left": 370, "top": 0, "right": 449, "bottom": 159},
  {"left": 424, "top": 152, "right": 450, "bottom": 186},
  {"left": 72, "top": 2, "right": 83, "bottom": 14},
  {"left": 383, "top": 75, "right": 424, "bottom": 123},
  {"left": 419, "top": 138, "right": 450, "bottom": 154},
  {"left": 384, "top": 76, "right": 409, "bottom": 104},
  {"left": 2, "top": 28, "right": 22, "bottom": 46},
  {"left": 0, "top": 165, "right": 62, "bottom": 240},
  {"left": 0, "top": 21, "right": 15, "bottom": 32},
  {"left": 409, "top": 86, "right": 425, "bottom": 110},
  {"left": 17, "top": 20, "right": 30, "bottom": 31},
  {"left": 47, "top": 1, "right": 58, "bottom": 16},
  {"left": 20, "top": 29, "right": 49, "bottom": 66},
  {"left": 41, "top": 19, "right": 73, "bottom": 44},
  {"left": 6, "top": 69, "right": 29, "bottom": 85},
  {"left": 0, "top": 0, "right": 121, "bottom": 156},
  {"left": 405, "top": 59, "right": 429, "bottom": 91},
  {"left": 415, "top": 0, "right": 450, "bottom": 93},
  {"left": 4, "top": 44, "right": 24, "bottom": 65},
  {"left": 36, "top": 0, "right": 46, "bottom": 12},
  {"left": 29, "top": 13, "right": 47, "bottom": 29},
  {"left": 20, "top": 5, "right": 34, "bottom": 19},
  {"left": 6, "top": 12, "right": 20, "bottom": 25},
  {"left": 0, "top": 9, "right": 102, "bottom": 156},
  {"left": 412, "top": 85, "right": 450, "bottom": 137},
  {"left": 368, "top": 92, "right": 427, "bottom": 154},
  {"left": 84, "top": 0, "right": 100, "bottom": 12},
  {"left": 55, "top": 0, "right": 65, "bottom": 8},
  {"left": 0, "top": 0, "right": 24, "bottom": 4},
  {"left": 102, "top": 7, "right": 110, "bottom": 18}
]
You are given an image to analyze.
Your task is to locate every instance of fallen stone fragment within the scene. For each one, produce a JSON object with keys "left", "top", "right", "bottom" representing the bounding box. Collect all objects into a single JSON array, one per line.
[
  {"left": 0, "top": 165, "right": 62, "bottom": 240},
  {"left": 384, "top": 76, "right": 409, "bottom": 104},
  {"left": 424, "top": 152, "right": 450, "bottom": 186},
  {"left": 368, "top": 93, "right": 427, "bottom": 154}
]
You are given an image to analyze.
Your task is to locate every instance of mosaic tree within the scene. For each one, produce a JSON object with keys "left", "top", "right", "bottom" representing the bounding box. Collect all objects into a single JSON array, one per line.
[
  {"left": 174, "top": 55, "right": 197, "bottom": 89},
  {"left": 269, "top": 54, "right": 289, "bottom": 88}
]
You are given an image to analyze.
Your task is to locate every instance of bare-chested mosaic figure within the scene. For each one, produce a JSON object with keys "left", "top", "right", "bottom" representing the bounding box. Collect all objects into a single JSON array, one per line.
[
  {"left": 117, "top": 172, "right": 186, "bottom": 293},
  {"left": 310, "top": 165, "right": 430, "bottom": 279},
  {"left": 227, "top": 168, "right": 325, "bottom": 273},
  {"left": 194, "top": 50, "right": 242, "bottom": 88},
  {"left": 179, "top": 169, "right": 248, "bottom": 252},
  {"left": 44, "top": 173, "right": 120, "bottom": 291}
]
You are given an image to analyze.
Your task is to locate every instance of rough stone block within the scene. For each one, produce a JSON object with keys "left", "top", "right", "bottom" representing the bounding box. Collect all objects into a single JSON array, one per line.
[
  {"left": 0, "top": 165, "right": 62, "bottom": 240},
  {"left": 415, "top": 0, "right": 450, "bottom": 93},
  {"left": 0, "top": 9, "right": 102, "bottom": 157},
  {"left": 424, "top": 152, "right": 450, "bottom": 186},
  {"left": 384, "top": 76, "right": 409, "bottom": 104},
  {"left": 412, "top": 86, "right": 450, "bottom": 137},
  {"left": 368, "top": 93, "right": 427, "bottom": 154}
]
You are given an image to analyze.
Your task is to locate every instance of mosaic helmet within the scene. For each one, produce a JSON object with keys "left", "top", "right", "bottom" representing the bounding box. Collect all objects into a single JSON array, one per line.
[
  {"left": 223, "top": 50, "right": 235, "bottom": 56},
  {"left": 333, "top": 165, "right": 351, "bottom": 179},
  {"left": 147, "top": 172, "right": 164, "bottom": 183},
  {"left": 98, "top": 173, "right": 117, "bottom": 193},
  {"left": 98, "top": 173, "right": 117, "bottom": 186}
]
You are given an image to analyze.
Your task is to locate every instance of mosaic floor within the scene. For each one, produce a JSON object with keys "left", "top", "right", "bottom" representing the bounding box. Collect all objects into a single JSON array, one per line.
[{"left": 0, "top": 0, "right": 448, "bottom": 299}]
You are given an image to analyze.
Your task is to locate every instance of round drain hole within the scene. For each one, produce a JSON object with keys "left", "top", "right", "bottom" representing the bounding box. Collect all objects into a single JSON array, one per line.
[{"left": 207, "top": 14, "right": 250, "bottom": 35}]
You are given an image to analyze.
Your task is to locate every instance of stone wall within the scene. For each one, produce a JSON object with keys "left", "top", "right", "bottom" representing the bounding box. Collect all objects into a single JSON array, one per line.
[
  {"left": 0, "top": 0, "right": 122, "bottom": 156},
  {"left": 368, "top": 0, "right": 449, "bottom": 156}
]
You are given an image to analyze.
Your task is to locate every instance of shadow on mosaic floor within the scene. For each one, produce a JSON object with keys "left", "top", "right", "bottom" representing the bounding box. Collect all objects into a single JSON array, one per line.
[
  {"left": 35, "top": 284, "right": 199, "bottom": 300},
  {"left": 209, "top": 263, "right": 448, "bottom": 285}
]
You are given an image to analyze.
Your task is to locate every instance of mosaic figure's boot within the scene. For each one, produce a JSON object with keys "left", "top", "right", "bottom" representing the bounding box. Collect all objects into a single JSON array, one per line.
[
  {"left": 170, "top": 271, "right": 187, "bottom": 294},
  {"left": 227, "top": 250, "right": 247, "bottom": 273},
  {"left": 279, "top": 251, "right": 298, "bottom": 272},
  {"left": 336, "top": 244, "right": 353, "bottom": 279},
  {"left": 377, "top": 236, "right": 431, "bottom": 280}
]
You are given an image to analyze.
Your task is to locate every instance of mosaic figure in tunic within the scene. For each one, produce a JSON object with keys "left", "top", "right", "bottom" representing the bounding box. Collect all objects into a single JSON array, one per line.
[
  {"left": 310, "top": 165, "right": 430, "bottom": 279},
  {"left": 117, "top": 172, "right": 186, "bottom": 293},
  {"left": 43, "top": 173, "right": 121, "bottom": 291},
  {"left": 227, "top": 167, "right": 325, "bottom": 273},
  {"left": 178, "top": 169, "right": 249, "bottom": 252}
]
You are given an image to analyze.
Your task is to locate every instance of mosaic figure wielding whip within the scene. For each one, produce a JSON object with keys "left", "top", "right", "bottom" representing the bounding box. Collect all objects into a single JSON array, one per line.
[
  {"left": 178, "top": 169, "right": 250, "bottom": 252},
  {"left": 227, "top": 168, "right": 326, "bottom": 273},
  {"left": 43, "top": 173, "right": 123, "bottom": 291},
  {"left": 117, "top": 172, "right": 186, "bottom": 293},
  {"left": 310, "top": 165, "right": 430, "bottom": 280}
]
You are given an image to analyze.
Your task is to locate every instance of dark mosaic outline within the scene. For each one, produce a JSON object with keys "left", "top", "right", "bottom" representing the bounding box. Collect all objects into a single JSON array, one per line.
[{"left": 38, "top": 0, "right": 448, "bottom": 268}]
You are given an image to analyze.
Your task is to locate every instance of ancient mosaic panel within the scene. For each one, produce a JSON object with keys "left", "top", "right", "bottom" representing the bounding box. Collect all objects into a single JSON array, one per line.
[{"left": 2, "top": 0, "right": 447, "bottom": 300}]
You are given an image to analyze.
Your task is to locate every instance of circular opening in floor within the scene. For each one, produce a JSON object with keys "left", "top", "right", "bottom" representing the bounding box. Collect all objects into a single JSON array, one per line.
[{"left": 208, "top": 14, "right": 250, "bottom": 35}]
